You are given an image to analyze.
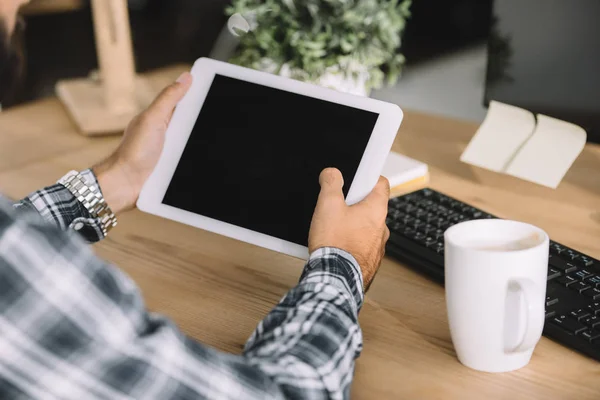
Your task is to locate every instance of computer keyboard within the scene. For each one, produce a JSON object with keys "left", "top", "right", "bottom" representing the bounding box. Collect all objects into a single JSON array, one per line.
[{"left": 385, "top": 188, "right": 600, "bottom": 362}]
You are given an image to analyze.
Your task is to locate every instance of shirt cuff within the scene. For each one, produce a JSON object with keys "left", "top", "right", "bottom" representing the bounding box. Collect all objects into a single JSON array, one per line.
[
  {"left": 300, "top": 247, "right": 365, "bottom": 311},
  {"left": 24, "top": 169, "right": 106, "bottom": 243}
]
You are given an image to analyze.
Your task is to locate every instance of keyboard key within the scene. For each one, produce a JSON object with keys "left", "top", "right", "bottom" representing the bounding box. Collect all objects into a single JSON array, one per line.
[
  {"left": 404, "top": 204, "right": 417, "bottom": 213},
  {"left": 413, "top": 232, "right": 426, "bottom": 240},
  {"left": 449, "top": 214, "right": 467, "bottom": 224},
  {"left": 403, "top": 216, "right": 415, "bottom": 224},
  {"left": 583, "top": 315, "right": 600, "bottom": 328},
  {"left": 547, "top": 267, "right": 561, "bottom": 281},
  {"left": 432, "top": 229, "right": 445, "bottom": 239},
  {"left": 416, "top": 209, "right": 428, "bottom": 218},
  {"left": 549, "top": 256, "right": 578, "bottom": 273},
  {"left": 587, "top": 302, "right": 600, "bottom": 315},
  {"left": 575, "top": 256, "right": 595, "bottom": 268},
  {"left": 552, "top": 315, "right": 588, "bottom": 334},
  {"left": 583, "top": 288, "right": 600, "bottom": 300},
  {"left": 570, "top": 309, "right": 591, "bottom": 321},
  {"left": 546, "top": 296, "right": 559, "bottom": 306},
  {"left": 402, "top": 227, "right": 416, "bottom": 237},
  {"left": 580, "top": 330, "right": 600, "bottom": 342},
  {"left": 390, "top": 200, "right": 407, "bottom": 210},
  {"left": 431, "top": 242, "right": 444, "bottom": 253},
  {"left": 417, "top": 224, "right": 436, "bottom": 235},
  {"left": 545, "top": 310, "right": 556, "bottom": 319},
  {"left": 388, "top": 212, "right": 402, "bottom": 222},
  {"left": 432, "top": 218, "right": 447, "bottom": 228},
  {"left": 550, "top": 243, "right": 565, "bottom": 255},
  {"left": 389, "top": 210, "right": 405, "bottom": 220},
  {"left": 404, "top": 194, "right": 421, "bottom": 203},
  {"left": 557, "top": 275, "right": 577, "bottom": 287},
  {"left": 460, "top": 205, "right": 478, "bottom": 215},
  {"left": 416, "top": 236, "right": 436, "bottom": 247},
  {"left": 390, "top": 222, "right": 403, "bottom": 231},
  {"left": 563, "top": 249, "right": 580, "bottom": 261},
  {"left": 411, "top": 220, "right": 423, "bottom": 230},
  {"left": 424, "top": 212, "right": 438, "bottom": 223},
  {"left": 571, "top": 269, "right": 593, "bottom": 280},
  {"left": 570, "top": 281, "right": 591, "bottom": 293},
  {"left": 409, "top": 208, "right": 426, "bottom": 218},
  {"left": 585, "top": 275, "right": 600, "bottom": 288}
]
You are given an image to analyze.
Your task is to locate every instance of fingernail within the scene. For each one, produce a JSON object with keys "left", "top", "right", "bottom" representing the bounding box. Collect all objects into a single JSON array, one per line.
[{"left": 176, "top": 72, "right": 191, "bottom": 84}]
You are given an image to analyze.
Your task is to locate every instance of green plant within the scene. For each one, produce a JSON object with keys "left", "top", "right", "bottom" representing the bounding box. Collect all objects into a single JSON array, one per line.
[{"left": 225, "top": 0, "right": 412, "bottom": 90}]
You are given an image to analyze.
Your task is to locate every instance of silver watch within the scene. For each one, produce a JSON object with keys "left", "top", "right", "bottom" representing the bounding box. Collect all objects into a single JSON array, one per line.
[{"left": 58, "top": 170, "right": 118, "bottom": 236}]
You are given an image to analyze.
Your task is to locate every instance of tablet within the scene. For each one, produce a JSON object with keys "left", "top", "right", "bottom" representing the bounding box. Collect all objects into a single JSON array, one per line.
[{"left": 137, "top": 57, "right": 403, "bottom": 259}]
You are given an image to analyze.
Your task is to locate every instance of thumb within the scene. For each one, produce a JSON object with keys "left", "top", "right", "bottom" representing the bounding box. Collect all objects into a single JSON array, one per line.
[
  {"left": 147, "top": 72, "right": 193, "bottom": 120},
  {"left": 358, "top": 175, "right": 390, "bottom": 210},
  {"left": 317, "top": 168, "right": 345, "bottom": 204}
]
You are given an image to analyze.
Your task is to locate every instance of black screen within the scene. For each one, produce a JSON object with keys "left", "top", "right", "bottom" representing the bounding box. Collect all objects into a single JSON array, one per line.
[
  {"left": 162, "top": 75, "right": 379, "bottom": 246},
  {"left": 485, "top": 0, "right": 600, "bottom": 143}
]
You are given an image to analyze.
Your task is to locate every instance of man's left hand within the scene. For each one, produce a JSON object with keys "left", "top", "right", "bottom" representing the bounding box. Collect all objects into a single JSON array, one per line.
[{"left": 93, "top": 72, "right": 193, "bottom": 214}]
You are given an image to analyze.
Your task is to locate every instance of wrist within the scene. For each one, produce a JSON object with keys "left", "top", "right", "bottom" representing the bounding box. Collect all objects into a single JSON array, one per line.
[
  {"left": 305, "top": 247, "right": 365, "bottom": 308},
  {"left": 93, "top": 157, "right": 136, "bottom": 215}
]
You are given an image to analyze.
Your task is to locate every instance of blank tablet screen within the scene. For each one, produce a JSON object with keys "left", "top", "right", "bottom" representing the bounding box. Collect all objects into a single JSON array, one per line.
[{"left": 162, "top": 74, "right": 379, "bottom": 247}]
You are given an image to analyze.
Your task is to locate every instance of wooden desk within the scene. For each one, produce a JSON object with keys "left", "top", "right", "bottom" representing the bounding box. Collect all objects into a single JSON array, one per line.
[{"left": 1, "top": 66, "right": 599, "bottom": 399}]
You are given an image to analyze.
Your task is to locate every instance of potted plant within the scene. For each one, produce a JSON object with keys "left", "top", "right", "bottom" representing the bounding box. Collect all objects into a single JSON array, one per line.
[{"left": 224, "top": 0, "right": 412, "bottom": 96}]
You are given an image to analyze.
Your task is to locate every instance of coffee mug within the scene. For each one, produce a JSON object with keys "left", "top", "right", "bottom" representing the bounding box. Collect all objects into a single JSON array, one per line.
[{"left": 444, "top": 219, "right": 549, "bottom": 372}]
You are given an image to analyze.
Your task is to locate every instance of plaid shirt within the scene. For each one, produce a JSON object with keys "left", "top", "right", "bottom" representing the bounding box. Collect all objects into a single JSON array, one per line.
[{"left": 0, "top": 170, "right": 365, "bottom": 399}]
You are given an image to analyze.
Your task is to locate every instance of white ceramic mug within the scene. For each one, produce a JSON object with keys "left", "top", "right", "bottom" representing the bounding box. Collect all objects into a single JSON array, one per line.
[{"left": 444, "top": 219, "right": 549, "bottom": 372}]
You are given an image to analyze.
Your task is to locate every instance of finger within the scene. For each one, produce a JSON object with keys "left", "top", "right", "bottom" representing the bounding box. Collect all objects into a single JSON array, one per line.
[
  {"left": 147, "top": 72, "right": 193, "bottom": 120},
  {"left": 317, "top": 168, "right": 345, "bottom": 203},
  {"left": 359, "top": 176, "right": 390, "bottom": 210}
]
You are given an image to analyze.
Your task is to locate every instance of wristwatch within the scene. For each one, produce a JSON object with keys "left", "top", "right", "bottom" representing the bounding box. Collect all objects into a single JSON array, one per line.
[{"left": 58, "top": 170, "right": 118, "bottom": 236}]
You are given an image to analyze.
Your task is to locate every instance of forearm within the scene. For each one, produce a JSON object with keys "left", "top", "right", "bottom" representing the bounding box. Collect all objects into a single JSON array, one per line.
[{"left": 244, "top": 247, "right": 365, "bottom": 399}]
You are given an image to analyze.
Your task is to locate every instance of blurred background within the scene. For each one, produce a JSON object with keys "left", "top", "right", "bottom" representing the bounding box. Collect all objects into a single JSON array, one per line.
[{"left": 9, "top": 0, "right": 600, "bottom": 142}]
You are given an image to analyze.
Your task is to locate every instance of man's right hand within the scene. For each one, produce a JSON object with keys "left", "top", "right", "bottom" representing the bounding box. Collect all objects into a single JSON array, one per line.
[{"left": 308, "top": 168, "right": 391, "bottom": 291}]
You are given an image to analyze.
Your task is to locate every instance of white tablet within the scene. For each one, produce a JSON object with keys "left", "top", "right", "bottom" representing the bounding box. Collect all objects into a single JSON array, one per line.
[{"left": 137, "top": 57, "right": 403, "bottom": 259}]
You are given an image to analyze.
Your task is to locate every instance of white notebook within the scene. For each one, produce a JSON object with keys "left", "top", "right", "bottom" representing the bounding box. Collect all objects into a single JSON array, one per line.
[{"left": 382, "top": 151, "right": 429, "bottom": 189}]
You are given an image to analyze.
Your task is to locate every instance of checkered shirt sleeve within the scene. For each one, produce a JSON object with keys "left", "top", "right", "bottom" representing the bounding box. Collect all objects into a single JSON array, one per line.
[
  {"left": 0, "top": 189, "right": 364, "bottom": 399},
  {"left": 13, "top": 169, "right": 105, "bottom": 243}
]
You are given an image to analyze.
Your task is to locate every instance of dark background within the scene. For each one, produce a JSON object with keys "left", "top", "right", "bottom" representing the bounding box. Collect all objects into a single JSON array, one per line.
[
  {"left": 11, "top": 0, "right": 599, "bottom": 142},
  {"left": 484, "top": 0, "right": 600, "bottom": 143},
  {"left": 11, "top": 0, "right": 493, "bottom": 107}
]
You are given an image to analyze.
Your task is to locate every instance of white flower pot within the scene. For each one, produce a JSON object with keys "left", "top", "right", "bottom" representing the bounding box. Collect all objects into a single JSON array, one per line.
[
  {"left": 209, "top": 20, "right": 371, "bottom": 97},
  {"left": 259, "top": 59, "right": 370, "bottom": 97}
]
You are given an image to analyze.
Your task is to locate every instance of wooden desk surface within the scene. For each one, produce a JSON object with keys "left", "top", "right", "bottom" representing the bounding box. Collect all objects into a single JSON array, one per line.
[{"left": 1, "top": 66, "right": 599, "bottom": 399}]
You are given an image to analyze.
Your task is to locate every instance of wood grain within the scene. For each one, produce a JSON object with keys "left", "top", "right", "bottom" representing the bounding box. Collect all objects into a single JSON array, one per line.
[{"left": 1, "top": 66, "right": 599, "bottom": 399}]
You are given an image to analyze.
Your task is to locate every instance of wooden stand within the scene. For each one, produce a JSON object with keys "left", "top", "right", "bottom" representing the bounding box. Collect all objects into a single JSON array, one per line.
[{"left": 56, "top": 0, "right": 157, "bottom": 136}]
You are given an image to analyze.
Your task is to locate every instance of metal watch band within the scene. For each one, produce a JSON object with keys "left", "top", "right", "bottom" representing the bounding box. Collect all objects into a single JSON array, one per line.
[{"left": 58, "top": 170, "right": 118, "bottom": 236}]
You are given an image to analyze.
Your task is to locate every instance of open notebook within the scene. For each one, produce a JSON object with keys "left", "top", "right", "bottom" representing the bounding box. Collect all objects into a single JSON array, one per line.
[{"left": 460, "top": 101, "right": 586, "bottom": 188}]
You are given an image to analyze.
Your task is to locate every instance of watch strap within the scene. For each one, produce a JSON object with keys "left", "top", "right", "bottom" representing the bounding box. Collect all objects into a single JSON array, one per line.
[{"left": 58, "top": 170, "right": 117, "bottom": 236}]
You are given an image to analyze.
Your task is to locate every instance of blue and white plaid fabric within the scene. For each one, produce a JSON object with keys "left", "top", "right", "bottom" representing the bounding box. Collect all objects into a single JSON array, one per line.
[{"left": 0, "top": 171, "right": 364, "bottom": 399}]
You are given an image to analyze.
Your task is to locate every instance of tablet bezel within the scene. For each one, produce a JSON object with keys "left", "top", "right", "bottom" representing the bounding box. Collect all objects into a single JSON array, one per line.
[{"left": 137, "top": 57, "right": 403, "bottom": 259}]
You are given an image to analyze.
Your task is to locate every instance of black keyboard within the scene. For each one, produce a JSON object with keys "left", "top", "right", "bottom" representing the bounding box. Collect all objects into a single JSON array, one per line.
[{"left": 385, "top": 188, "right": 600, "bottom": 362}]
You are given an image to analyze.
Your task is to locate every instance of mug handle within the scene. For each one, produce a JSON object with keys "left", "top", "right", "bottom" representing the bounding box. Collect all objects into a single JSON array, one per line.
[{"left": 508, "top": 278, "right": 545, "bottom": 353}]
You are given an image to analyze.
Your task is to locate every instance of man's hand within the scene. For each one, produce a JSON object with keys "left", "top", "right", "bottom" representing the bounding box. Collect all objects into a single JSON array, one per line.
[
  {"left": 308, "top": 168, "right": 390, "bottom": 291},
  {"left": 93, "top": 72, "right": 193, "bottom": 214}
]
